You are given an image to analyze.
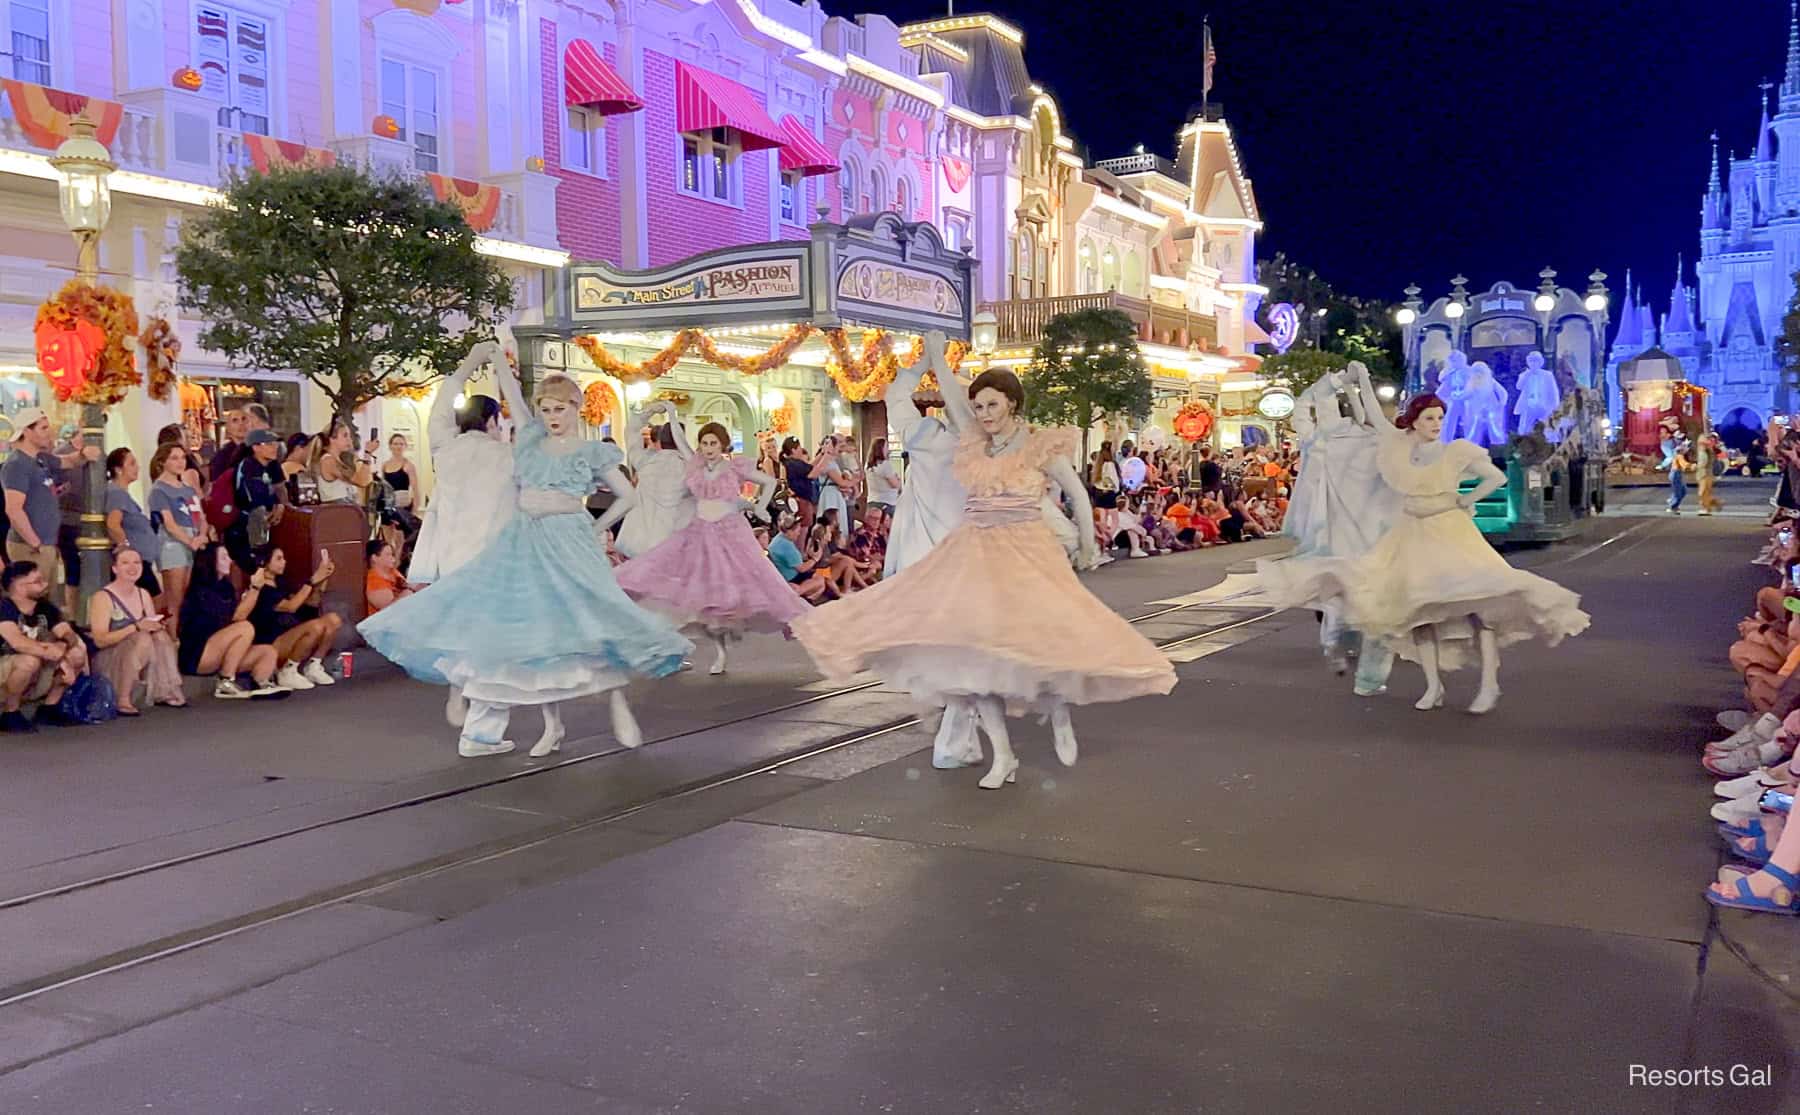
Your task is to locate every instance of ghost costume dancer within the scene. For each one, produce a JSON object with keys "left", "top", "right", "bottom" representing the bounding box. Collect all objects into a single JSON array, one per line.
[
  {"left": 614, "top": 400, "right": 696, "bottom": 560},
  {"left": 360, "top": 373, "right": 692, "bottom": 759},
  {"left": 882, "top": 356, "right": 966, "bottom": 578},
  {"left": 1260, "top": 361, "right": 1402, "bottom": 694},
  {"left": 405, "top": 341, "right": 519, "bottom": 727},
  {"left": 792, "top": 333, "right": 1177, "bottom": 789},
  {"left": 1263, "top": 392, "right": 1589, "bottom": 714},
  {"left": 615, "top": 419, "right": 806, "bottom": 675}
]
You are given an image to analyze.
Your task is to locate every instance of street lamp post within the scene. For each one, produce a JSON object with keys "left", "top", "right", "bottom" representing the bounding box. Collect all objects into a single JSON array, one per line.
[{"left": 48, "top": 115, "right": 116, "bottom": 608}]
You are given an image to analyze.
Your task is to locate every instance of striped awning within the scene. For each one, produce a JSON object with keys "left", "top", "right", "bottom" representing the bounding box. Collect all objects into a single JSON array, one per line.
[
  {"left": 675, "top": 62, "right": 784, "bottom": 151},
  {"left": 776, "top": 116, "right": 837, "bottom": 176},
  {"left": 564, "top": 38, "right": 642, "bottom": 115},
  {"left": 0, "top": 80, "right": 123, "bottom": 149}
]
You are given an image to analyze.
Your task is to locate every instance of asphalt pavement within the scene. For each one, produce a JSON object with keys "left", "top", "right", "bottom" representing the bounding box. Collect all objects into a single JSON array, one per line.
[{"left": 0, "top": 498, "right": 1795, "bottom": 1114}]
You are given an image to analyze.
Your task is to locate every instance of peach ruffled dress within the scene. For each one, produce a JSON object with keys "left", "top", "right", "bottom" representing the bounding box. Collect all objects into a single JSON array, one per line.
[{"left": 791, "top": 426, "right": 1176, "bottom": 712}]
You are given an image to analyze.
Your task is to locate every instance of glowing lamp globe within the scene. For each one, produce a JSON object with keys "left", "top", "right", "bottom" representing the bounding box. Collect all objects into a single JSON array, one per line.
[
  {"left": 1376, "top": 384, "right": 1398, "bottom": 401},
  {"left": 1444, "top": 302, "right": 1465, "bottom": 320},
  {"left": 760, "top": 388, "right": 786, "bottom": 410},
  {"left": 48, "top": 118, "right": 114, "bottom": 235},
  {"left": 1533, "top": 293, "right": 1555, "bottom": 312},
  {"left": 971, "top": 310, "right": 999, "bottom": 355},
  {"left": 623, "top": 381, "right": 652, "bottom": 403},
  {"left": 1394, "top": 308, "right": 1416, "bottom": 326},
  {"left": 1584, "top": 293, "right": 1608, "bottom": 312}
]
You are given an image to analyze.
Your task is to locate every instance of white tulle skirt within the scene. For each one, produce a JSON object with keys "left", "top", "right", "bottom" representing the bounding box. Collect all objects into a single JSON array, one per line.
[{"left": 1260, "top": 507, "right": 1589, "bottom": 671}]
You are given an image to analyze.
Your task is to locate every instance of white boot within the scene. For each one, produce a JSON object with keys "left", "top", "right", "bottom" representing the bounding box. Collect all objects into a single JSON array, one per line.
[
  {"left": 708, "top": 635, "right": 729, "bottom": 676},
  {"left": 529, "top": 702, "right": 565, "bottom": 758},
  {"left": 1050, "top": 704, "right": 1078, "bottom": 767},
  {"left": 931, "top": 701, "right": 982, "bottom": 769},
  {"left": 1468, "top": 629, "right": 1500, "bottom": 715},
  {"left": 1412, "top": 628, "right": 1443, "bottom": 711},
  {"left": 610, "top": 690, "right": 643, "bottom": 749},
  {"left": 445, "top": 686, "right": 467, "bottom": 728},
  {"left": 974, "top": 698, "right": 1018, "bottom": 789}
]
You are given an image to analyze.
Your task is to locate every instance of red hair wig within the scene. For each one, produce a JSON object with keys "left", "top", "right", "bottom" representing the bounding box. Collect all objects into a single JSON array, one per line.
[{"left": 1396, "top": 393, "right": 1447, "bottom": 431}]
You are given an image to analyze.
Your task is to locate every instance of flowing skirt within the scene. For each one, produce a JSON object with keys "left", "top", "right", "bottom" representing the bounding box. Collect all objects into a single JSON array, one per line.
[
  {"left": 360, "top": 510, "right": 691, "bottom": 705},
  {"left": 615, "top": 513, "right": 809, "bottom": 635},
  {"left": 792, "top": 517, "right": 1176, "bottom": 713},
  {"left": 1261, "top": 509, "right": 1589, "bottom": 671}
]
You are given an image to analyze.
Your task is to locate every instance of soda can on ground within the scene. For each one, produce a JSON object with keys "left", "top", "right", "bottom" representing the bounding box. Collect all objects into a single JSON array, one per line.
[{"left": 338, "top": 651, "right": 353, "bottom": 679}]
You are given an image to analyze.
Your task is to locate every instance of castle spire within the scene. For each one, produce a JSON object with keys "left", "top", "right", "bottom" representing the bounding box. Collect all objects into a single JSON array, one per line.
[
  {"left": 1708, "top": 131, "right": 1722, "bottom": 192},
  {"left": 1787, "top": 0, "right": 1800, "bottom": 98},
  {"left": 1758, "top": 81, "right": 1775, "bottom": 162},
  {"left": 1616, "top": 272, "right": 1641, "bottom": 347},
  {"left": 1667, "top": 256, "right": 1695, "bottom": 336}
]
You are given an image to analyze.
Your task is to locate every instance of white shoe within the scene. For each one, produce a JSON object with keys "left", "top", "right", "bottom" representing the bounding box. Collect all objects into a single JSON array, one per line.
[
  {"left": 1414, "top": 687, "right": 1444, "bottom": 711},
  {"left": 1717, "top": 710, "right": 1752, "bottom": 733},
  {"left": 1707, "top": 736, "right": 1791, "bottom": 776},
  {"left": 1712, "top": 795, "right": 1766, "bottom": 827},
  {"left": 1468, "top": 685, "right": 1501, "bottom": 715},
  {"left": 528, "top": 726, "right": 564, "bottom": 758},
  {"left": 276, "top": 664, "right": 314, "bottom": 691},
  {"left": 213, "top": 677, "right": 253, "bottom": 700},
  {"left": 1129, "top": 548, "right": 1148, "bottom": 558},
  {"left": 302, "top": 658, "right": 335, "bottom": 686},
  {"left": 458, "top": 738, "right": 516, "bottom": 758},
  {"left": 250, "top": 679, "right": 288, "bottom": 698},
  {"left": 1715, "top": 768, "right": 1787, "bottom": 799},
  {"left": 1708, "top": 712, "right": 1782, "bottom": 753}
]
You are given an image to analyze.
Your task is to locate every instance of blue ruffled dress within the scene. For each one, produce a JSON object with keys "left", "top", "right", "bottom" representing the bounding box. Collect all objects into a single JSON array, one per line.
[{"left": 359, "top": 421, "right": 691, "bottom": 706}]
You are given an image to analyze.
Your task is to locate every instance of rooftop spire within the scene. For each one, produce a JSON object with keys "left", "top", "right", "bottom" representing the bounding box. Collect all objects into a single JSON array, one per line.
[
  {"left": 1758, "top": 81, "right": 1775, "bottom": 162},
  {"left": 1709, "top": 131, "right": 1722, "bottom": 192},
  {"left": 1787, "top": 0, "right": 1800, "bottom": 97}
]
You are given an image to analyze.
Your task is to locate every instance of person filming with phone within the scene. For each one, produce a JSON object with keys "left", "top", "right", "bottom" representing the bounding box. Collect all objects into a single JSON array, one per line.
[
  {"left": 245, "top": 546, "right": 342, "bottom": 692},
  {"left": 87, "top": 546, "right": 184, "bottom": 715}
]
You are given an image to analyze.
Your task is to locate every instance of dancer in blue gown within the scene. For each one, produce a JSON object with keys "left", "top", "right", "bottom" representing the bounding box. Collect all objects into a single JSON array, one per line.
[{"left": 360, "top": 368, "right": 691, "bottom": 759}]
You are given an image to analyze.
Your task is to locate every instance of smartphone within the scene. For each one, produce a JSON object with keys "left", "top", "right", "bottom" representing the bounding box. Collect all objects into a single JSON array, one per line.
[{"left": 319, "top": 548, "right": 329, "bottom": 566}]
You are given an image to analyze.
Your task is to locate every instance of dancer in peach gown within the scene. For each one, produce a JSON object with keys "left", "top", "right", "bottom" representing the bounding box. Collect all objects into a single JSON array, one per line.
[{"left": 790, "top": 332, "right": 1176, "bottom": 788}]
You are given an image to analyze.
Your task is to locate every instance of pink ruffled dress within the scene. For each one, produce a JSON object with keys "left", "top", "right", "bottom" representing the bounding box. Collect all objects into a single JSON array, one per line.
[
  {"left": 614, "top": 454, "right": 810, "bottom": 635},
  {"left": 791, "top": 427, "right": 1177, "bottom": 712}
]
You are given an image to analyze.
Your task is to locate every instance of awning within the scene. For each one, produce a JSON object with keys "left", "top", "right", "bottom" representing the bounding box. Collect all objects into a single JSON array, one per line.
[
  {"left": 0, "top": 79, "right": 123, "bottom": 149},
  {"left": 675, "top": 62, "right": 785, "bottom": 151},
  {"left": 1243, "top": 318, "right": 1274, "bottom": 346},
  {"left": 564, "top": 39, "right": 642, "bottom": 115},
  {"left": 776, "top": 116, "right": 837, "bottom": 176},
  {"left": 426, "top": 172, "right": 503, "bottom": 232}
]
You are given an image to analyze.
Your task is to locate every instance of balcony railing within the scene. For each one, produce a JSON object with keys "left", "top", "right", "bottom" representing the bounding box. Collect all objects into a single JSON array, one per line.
[
  {"left": 0, "top": 103, "right": 157, "bottom": 171},
  {"left": 1094, "top": 152, "right": 1180, "bottom": 180},
  {"left": 981, "top": 291, "right": 1219, "bottom": 351}
]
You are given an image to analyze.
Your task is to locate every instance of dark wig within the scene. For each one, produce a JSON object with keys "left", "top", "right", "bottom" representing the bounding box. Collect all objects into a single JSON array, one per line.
[
  {"left": 967, "top": 369, "right": 1025, "bottom": 414},
  {"left": 1395, "top": 393, "right": 1447, "bottom": 431},
  {"left": 457, "top": 394, "right": 503, "bottom": 435}
]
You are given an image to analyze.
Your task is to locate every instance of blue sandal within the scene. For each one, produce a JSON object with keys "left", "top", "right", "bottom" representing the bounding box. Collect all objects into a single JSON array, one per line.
[
  {"left": 1718, "top": 817, "right": 1772, "bottom": 841},
  {"left": 1721, "top": 825, "right": 1777, "bottom": 864},
  {"left": 1706, "top": 862, "right": 1800, "bottom": 915}
]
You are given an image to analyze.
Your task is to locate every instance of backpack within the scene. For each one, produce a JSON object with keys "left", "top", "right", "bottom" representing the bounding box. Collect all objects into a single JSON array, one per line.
[
  {"left": 204, "top": 465, "right": 240, "bottom": 532},
  {"left": 58, "top": 673, "right": 117, "bottom": 724}
]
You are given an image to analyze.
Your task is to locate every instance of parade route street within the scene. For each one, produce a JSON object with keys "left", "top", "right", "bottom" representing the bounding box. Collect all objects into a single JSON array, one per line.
[{"left": 0, "top": 507, "right": 1795, "bottom": 1113}]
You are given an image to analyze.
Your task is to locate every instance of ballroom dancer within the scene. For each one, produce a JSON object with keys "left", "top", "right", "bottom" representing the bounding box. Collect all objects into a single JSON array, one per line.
[
  {"left": 883, "top": 353, "right": 965, "bottom": 578},
  {"left": 615, "top": 400, "right": 695, "bottom": 560},
  {"left": 407, "top": 341, "right": 520, "bottom": 727},
  {"left": 615, "top": 418, "right": 806, "bottom": 675},
  {"left": 1264, "top": 361, "right": 1402, "bottom": 694},
  {"left": 792, "top": 332, "right": 1177, "bottom": 788},
  {"left": 361, "top": 373, "right": 691, "bottom": 759},
  {"left": 1265, "top": 393, "right": 1588, "bottom": 713}
]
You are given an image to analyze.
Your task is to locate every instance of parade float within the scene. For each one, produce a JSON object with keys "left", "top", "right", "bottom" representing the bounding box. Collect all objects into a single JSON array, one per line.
[{"left": 1396, "top": 273, "right": 1613, "bottom": 542}]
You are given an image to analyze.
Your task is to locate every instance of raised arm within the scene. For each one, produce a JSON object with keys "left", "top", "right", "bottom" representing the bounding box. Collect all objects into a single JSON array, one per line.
[
  {"left": 1350, "top": 362, "right": 1396, "bottom": 434},
  {"left": 1047, "top": 455, "right": 1101, "bottom": 570},
  {"left": 661, "top": 401, "right": 693, "bottom": 460},
  {"left": 925, "top": 330, "right": 975, "bottom": 433},
  {"left": 593, "top": 466, "right": 637, "bottom": 534},
  {"left": 432, "top": 344, "right": 487, "bottom": 447},
  {"left": 491, "top": 342, "right": 529, "bottom": 426}
]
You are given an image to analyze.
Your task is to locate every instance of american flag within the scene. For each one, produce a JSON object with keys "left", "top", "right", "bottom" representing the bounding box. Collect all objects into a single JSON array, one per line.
[{"left": 1203, "top": 21, "right": 1216, "bottom": 103}]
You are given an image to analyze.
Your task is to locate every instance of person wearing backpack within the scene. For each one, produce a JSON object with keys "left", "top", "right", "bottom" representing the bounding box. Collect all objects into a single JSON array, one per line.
[{"left": 222, "top": 430, "right": 283, "bottom": 572}]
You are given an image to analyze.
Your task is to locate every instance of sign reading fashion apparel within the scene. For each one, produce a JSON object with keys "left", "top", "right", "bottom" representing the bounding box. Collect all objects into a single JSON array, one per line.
[
  {"left": 835, "top": 258, "right": 963, "bottom": 320},
  {"left": 564, "top": 243, "right": 814, "bottom": 330}
]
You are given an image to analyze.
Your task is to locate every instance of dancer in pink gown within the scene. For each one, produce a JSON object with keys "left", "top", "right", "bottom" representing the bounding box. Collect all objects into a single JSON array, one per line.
[
  {"left": 791, "top": 332, "right": 1176, "bottom": 788},
  {"left": 614, "top": 420, "right": 808, "bottom": 675}
]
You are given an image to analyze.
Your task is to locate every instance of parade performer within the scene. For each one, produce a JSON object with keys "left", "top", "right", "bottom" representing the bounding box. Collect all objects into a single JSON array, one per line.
[
  {"left": 883, "top": 353, "right": 965, "bottom": 578},
  {"left": 792, "top": 332, "right": 1177, "bottom": 789},
  {"left": 360, "top": 372, "right": 691, "bottom": 759},
  {"left": 1512, "top": 352, "right": 1562, "bottom": 438},
  {"left": 614, "top": 401, "right": 695, "bottom": 560},
  {"left": 1264, "top": 393, "right": 1588, "bottom": 714},
  {"left": 1264, "top": 361, "right": 1402, "bottom": 694},
  {"left": 614, "top": 419, "right": 806, "bottom": 676},
  {"left": 406, "top": 341, "right": 519, "bottom": 727}
]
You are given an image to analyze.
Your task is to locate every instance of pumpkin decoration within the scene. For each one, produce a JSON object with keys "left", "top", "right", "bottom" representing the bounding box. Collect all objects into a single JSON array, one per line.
[
  {"left": 1174, "top": 400, "right": 1214, "bottom": 443},
  {"left": 34, "top": 281, "right": 140, "bottom": 405}
]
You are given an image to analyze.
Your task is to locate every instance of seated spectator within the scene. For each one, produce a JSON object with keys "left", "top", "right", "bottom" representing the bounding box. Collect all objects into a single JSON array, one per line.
[
  {"left": 365, "top": 538, "right": 414, "bottom": 612},
  {"left": 87, "top": 547, "right": 184, "bottom": 715},
  {"left": 1229, "top": 495, "right": 1268, "bottom": 540},
  {"left": 0, "top": 559, "right": 88, "bottom": 731},
  {"left": 814, "top": 510, "right": 870, "bottom": 592},
  {"left": 767, "top": 513, "right": 832, "bottom": 602},
  {"left": 848, "top": 505, "right": 888, "bottom": 580},
  {"left": 1111, "top": 495, "right": 1153, "bottom": 557},
  {"left": 179, "top": 543, "right": 284, "bottom": 699},
  {"left": 247, "top": 547, "right": 343, "bottom": 692}
]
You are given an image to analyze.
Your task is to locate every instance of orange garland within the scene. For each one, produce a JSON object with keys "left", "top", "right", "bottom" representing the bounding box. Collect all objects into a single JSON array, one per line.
[
  {"left": 140, "top": 317, "right": 181, "bottom": 403},
  {"left": 582, "top": 380, "right": 619, "bottom": 426},
  {"left": 34, "top": 281, "right": 140, "bottom": 405},
  {"left": 768, "top": 401, "right": 796, "bottom": 434}
]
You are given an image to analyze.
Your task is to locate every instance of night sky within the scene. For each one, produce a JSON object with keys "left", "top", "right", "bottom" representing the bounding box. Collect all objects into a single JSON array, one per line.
[{"left": 875, "top": 0, "right": 1789, "bottom": 316}]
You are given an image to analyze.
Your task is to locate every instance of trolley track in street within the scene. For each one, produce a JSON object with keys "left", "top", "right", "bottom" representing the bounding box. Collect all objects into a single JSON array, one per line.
[{"left": 0, "top": 596, "right": 1279, "bottom": 1011}]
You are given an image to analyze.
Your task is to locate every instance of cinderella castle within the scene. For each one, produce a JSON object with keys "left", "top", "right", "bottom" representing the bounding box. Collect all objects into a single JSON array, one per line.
[{"left": 1607, "top": 3, "right": 1800, "bottom": 447}]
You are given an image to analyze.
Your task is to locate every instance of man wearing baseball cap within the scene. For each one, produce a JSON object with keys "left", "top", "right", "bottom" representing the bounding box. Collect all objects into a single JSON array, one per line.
[
  {"left": 225, "top": 428, "right": 285, "bottom": 571},
  {"left": 2, "top": 409, "right": 63, "bottom": 584}
]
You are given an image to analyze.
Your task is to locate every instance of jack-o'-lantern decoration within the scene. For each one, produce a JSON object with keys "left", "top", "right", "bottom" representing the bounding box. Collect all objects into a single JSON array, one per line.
[
  {"left": 1174, "top": 400, "right": 1214, "bottom": 443},
  {"left": 172, "top": 67, "right": 204, "bottom": 92},
  {"left": 33, "top": 318, "right": 104, "bottom": 400},
  {"left": 372, "top": 114, "right": 401, "bottom": 139}
]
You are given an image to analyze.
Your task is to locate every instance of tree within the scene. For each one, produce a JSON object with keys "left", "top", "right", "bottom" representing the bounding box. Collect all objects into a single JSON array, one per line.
[
  {"left": 1021, "top": 308, "right": 1154, "bottom": 458},
  {"left": 1260, "top": 348, "right": 1348, "bottom": 397},
  {"left": 1780, "top": 269, "right": 1800, "bottom": 391},
  {"left": 176, "top": 164, "right": 515, "bottom": 424},
  {"left": 1256, "top": 252, "right": 1403, "bottom": 386}
]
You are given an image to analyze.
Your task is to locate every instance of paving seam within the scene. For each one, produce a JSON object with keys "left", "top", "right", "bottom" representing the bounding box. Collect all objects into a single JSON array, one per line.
[{"left": 730, "top": 818, "right": 1711, "bottom": 950}]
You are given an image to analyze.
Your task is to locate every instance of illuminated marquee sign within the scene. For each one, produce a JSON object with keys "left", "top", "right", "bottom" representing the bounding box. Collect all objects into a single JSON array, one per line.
[
  {"left": 575, "top": 259, "right": 803, "bottom": 311},
  {"left": 837, "top": 258, "right": 964, "bottom": 319},
  {"left": 1266, "top": 302, "right": 1300, "bottom": 353},
  {"left": 1257, "top": 387, "right": 1296, "bottom": 420}
]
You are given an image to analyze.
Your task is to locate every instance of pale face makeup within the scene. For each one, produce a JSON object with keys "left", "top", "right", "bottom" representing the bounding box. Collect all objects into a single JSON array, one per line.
[
  {"left": 972, "top": 387, "right": 1016, "bottom": 437},
  {"left": 699, "top": 432, "right": 726, "bottom": 463},
  {"left": 1412, "top": 406, "right": 1446, "bottom": 442},
  {"left": 539, "top": 397, "right": 577, "bottom": 437}
]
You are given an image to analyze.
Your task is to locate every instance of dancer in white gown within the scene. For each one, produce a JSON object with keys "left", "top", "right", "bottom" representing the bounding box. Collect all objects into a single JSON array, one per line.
[
  {"left": 406, "top": 341, "right": 520, "bottom": 728},
  {"left": 1265, "top": 392, "right": 1589, "bottom": 713},
  {"left": 615, "top": 401, "right": 695, "bottom": 560},
  {"left": 883, "top": 356, "right": 966, "bottom": 578},
  {"left": 1263, "top": 361, "right": 1403, "bottom": 693}
]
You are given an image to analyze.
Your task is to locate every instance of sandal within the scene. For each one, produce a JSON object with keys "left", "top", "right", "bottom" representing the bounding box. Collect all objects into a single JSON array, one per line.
[
  {"left": 1722, "top": 826, "right": 1777, "bottom": 864},
  {"left": 117, "top": 707, "right": 141, "bottom": 718},
  {"left": 1706, "top": 862, "right": 1800, "bottom": 915}
]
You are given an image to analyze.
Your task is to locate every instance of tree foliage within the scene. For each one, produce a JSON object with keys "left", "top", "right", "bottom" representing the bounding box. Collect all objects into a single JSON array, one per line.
[
  {"left": 176, "top": 164, "right": 515, "bottom": 421},
  {"left": 1260, "top": 348, "right": 1349, "bottom": 396},
  {"left": 1256, "top": 252, "right": 1403, "bottom": 385},
  {"left": 1781, "top": 269, "right": 1800, "bottom": 391},
  {"left": 1021, "top": 308, "right": 1154, "bottom": 454}
]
